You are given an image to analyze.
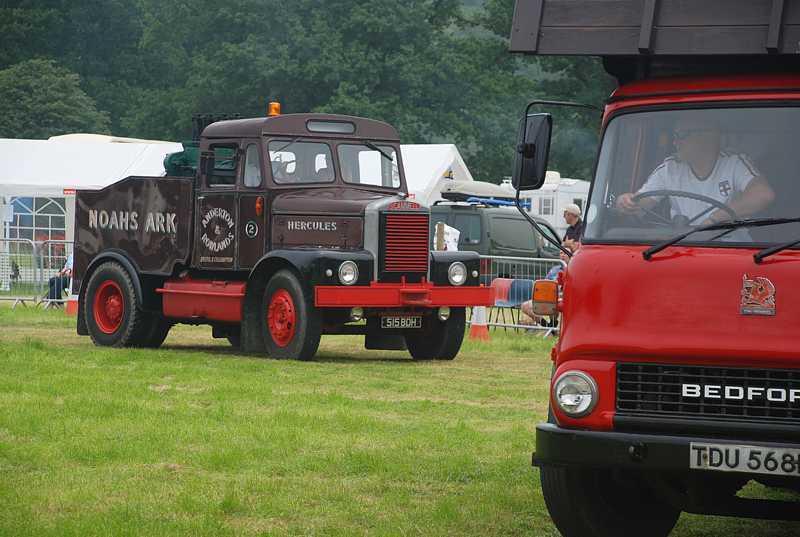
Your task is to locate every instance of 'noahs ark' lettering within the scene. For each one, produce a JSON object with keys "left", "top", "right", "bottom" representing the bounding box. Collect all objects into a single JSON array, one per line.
[{"left": 88, "top": 210, "right": 177, "bottom": 233}]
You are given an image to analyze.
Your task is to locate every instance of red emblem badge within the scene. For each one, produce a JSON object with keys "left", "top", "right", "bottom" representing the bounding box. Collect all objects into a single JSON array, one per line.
[
  {"left": 388, "top": 200, "right": 421, "bottom": 210},
  {"left": 740, "top": 274, "right": 776, "bottom": 316}
]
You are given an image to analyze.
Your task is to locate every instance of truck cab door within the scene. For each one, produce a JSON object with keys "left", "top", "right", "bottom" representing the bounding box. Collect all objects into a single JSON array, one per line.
[
  {"left": 237, "top": 142, "right": 267, "bottom": 269},
  {"left": 194, "top": 143, "right": 239, "bottom": 270}
]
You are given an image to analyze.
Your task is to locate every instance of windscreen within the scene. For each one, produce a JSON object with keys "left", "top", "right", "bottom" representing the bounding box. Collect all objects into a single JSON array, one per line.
[
  {"left": 268, "top": 140, "right": 334, "bottom": 184},
  {"left": 338, "top": 144, "right": 401, "bottom": 189},
  {"left": 584, "top": 106, "right": 800, "bottom": 246}
]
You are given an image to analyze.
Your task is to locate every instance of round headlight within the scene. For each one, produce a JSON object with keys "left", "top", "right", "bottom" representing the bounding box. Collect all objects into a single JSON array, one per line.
[
  {"left": 553, "top": 371, "right": 598, "bottom": 418},
  {"left": 447, "top": 262, "right": 467, "bottom": 286},
  {"left": 338, "top": 261, "right": 359, "bottom": 286}
]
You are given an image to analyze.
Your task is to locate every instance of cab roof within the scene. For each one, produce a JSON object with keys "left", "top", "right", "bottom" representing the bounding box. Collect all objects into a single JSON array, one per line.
[
  {"left": 201, "top": 113, "right": 400, "bottom": 141},
  {"left": 611, "top": 72, "right": 800, "bottom": 102}
]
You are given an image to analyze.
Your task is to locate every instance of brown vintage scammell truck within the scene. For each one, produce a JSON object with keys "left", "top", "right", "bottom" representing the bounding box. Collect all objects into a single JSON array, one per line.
[{"left": 73, "top": 106, "right": 493, "bottom": 360}]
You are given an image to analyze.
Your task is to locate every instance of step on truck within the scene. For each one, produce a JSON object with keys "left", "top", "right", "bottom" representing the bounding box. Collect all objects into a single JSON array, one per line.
[
  {"left": 73, "top": 106, "right": 493, "bottom": 360},
  {"left": 510, "top": 1, "right": 800, "bottom": 535}
]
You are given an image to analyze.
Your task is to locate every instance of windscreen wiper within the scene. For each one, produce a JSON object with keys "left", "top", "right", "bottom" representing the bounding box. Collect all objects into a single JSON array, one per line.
[
  {"left": 365, "top": 141, "right": 394, "bottom": 162},
  {"left": 642, "top": 217, "right": 800, "bottom": 260},
  {"left": 271, "top": 136, "right": 304, "bottom": 154},
  {"left": 755, "top": 236, "right": 800, "bottom": 263}
]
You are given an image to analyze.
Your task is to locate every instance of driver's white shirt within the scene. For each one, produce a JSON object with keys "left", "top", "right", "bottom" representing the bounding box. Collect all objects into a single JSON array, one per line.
[{"left": 639, "top": 151, "right": 759, "bottom": 220}]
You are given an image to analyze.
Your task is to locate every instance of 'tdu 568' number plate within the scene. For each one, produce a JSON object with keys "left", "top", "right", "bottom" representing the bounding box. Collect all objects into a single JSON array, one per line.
[
  {"left": 690, "top": 443, "right": 800, "bottom": 476},
  {"left": 381, "top": 316, "right": 422, "bottom": 329}
]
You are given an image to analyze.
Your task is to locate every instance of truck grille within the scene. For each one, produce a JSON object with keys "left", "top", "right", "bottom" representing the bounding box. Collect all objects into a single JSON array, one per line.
[
  {"left": 617, "top": 363, "right": 800, "bottom": 425},
  {"left": 382, "top": 213, "right": 430, "bottom": 273}
]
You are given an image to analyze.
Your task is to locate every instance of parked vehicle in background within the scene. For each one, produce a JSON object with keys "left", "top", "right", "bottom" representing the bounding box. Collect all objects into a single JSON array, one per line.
[
  {"left": 511, "top": 1, "right": 800, "bottom": 536},
  {"left": 430, "top": 201, "right": 562, "bottom": 283},
  {"left": 73, "top": 105, "right": 493, "bottom": 361}
]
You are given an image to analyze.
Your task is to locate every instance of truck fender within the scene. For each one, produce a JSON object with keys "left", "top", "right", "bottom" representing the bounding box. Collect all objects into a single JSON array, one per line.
[
  {"left": 248, "top": 250, "right": 374, "bottom": 290},
  {"left": 429, "top": 250, "right": 482, "bottom": 286},
  {"left": 76, "top": 250, "right": 145, "bottom": 336},
  {"left": 239, "top": 250, "right": 373, "bottom": 353}
]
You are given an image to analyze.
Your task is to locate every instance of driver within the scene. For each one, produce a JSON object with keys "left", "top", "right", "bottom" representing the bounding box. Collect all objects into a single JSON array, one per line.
[{"left": 615, "top": 115, "right": 774, "bottom": 225}]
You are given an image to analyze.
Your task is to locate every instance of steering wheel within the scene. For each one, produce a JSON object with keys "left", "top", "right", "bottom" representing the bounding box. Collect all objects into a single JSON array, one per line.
[
  {"left": 271, "top": 159, "right": 296, "bottom": 182},
  {"left": 631, "top": 189, "right": 738, "bottom": 227}
]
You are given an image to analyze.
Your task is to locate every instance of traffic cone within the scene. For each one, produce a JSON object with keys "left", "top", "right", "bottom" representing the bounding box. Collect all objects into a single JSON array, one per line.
[{"left": 469, "top": 306, "right": 490, "bottom": 342}]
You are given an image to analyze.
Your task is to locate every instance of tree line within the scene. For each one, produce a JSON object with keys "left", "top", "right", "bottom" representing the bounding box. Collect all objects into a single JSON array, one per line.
[{"left": 0, "top": 0, "right": 614, "bottom": 181}]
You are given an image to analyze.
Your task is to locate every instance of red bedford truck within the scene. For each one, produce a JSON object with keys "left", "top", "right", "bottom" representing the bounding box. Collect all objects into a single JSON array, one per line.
[
  {"left": 510, "top": 1, "right": 800, "bottom": 535},
  {"left": 73, "top": 107, "right": 493, "bottom": 361}
]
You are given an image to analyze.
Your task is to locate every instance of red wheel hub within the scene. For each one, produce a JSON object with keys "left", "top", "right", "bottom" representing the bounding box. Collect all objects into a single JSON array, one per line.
[
  {"left": 93, "top": 280, "right": 125, "bottom": 334},
  {"left": 267, "top": 289, "right": 296, "bottom": 347}
]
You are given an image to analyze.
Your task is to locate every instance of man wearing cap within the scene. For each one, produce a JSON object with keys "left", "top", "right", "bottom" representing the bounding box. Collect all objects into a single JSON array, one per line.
[{"left": 562, "top": 203, "right": 584, "bottom": 248}]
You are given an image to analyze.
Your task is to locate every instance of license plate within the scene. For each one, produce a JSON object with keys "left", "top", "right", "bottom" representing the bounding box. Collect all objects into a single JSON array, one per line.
[
  {"left": 381, "top": 316, "right": 422, "bottom": 329},
  {"left": 690, "top": 442, "right": 800, "bottom": 477}
]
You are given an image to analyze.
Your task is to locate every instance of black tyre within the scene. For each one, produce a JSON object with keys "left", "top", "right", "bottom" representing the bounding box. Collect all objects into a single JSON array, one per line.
[
  {"left": 132, "top": 315, "right": 172, "bottom": 349},
  {"left": 226, "top": 330, "right": 241, "bottom": 349},
  {"left": 540, "top": 465, "right": 680, "bottom": 537},
  {"left": 83, "top": 261, "right": 148, "bottom": 347},
  {"left": 261, "top": 269, "right": 322, "bottom": 360},
  {"left": 404, "top": 307, "right": 466, "bottom": 361}
]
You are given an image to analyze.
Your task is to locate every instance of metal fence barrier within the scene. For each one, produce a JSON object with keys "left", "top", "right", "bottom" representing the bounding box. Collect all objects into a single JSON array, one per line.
[
  {"left": 472, "top": 255, "right": 567, "bottom": 336},
  {"left": 0, "top": 238, "right": 41, "bottom": 307}
]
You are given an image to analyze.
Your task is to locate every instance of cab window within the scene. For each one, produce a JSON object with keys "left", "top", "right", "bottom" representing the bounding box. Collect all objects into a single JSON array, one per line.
[
  {"left": 268, "top": 140, "right": 334, "bottom": 184},
  {"left": 338, "top": 144, "right": 401, "bottom": 188},
  {"left": 539, "top": 223, "right": 562, "bottom": 257},
  {"left": 490, "top": 217, "right": 538, "bottom": 252},
  {"left": 207, "top": 145, "right": 237, "bottom": 186},
  {"left": 243, "top": 144, "right": 262, "bottom": 188},
  {"left": 452, "top": 213, "right": 482, "bottom": 245}
]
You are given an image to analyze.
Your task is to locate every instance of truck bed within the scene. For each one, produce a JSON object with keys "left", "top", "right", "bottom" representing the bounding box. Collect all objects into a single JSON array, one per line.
[
  {"left": 512, "top": 0, "right": 800, "bottom": 55},
  {"left": 74, "top": 175, "right": 194, "bottom": 288},
  {"left": 511, "top": 0, "right": 800, "bottom": 81}
]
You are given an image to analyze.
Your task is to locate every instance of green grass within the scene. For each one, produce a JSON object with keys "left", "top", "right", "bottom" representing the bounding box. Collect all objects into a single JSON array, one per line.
[{"left": 0, "top": 307, "right": 798, "bottom": 536}]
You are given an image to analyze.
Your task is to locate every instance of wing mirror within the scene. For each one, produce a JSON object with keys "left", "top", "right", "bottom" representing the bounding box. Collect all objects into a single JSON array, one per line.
[{"left": 512, "top": 113, "right": 552, "bottom": 191}]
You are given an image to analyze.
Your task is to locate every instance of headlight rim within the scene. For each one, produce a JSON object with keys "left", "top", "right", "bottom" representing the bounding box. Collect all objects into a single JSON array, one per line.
[
  {"left": 553, "top": 370, "right": 598, "bottom": 418},
  {"left": 447, "top": 261, "right": 467, "bottom": 286},
  {"left": 338, "top": 260, "right": 359, "bottom": 286}
]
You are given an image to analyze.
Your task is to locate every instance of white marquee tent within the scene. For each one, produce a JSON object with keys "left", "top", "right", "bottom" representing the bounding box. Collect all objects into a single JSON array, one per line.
[{"left": 400, "top": 144, "right": 475, "bottom": 206}]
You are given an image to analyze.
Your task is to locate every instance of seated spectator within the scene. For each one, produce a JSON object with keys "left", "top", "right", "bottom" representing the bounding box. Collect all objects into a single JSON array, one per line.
[{"left": 45, "top": 253, "right": 72, "bottom": 303}]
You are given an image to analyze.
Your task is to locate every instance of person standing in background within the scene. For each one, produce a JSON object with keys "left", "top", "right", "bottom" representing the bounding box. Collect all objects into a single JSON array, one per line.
[{"left": 562, "top": 203, "right": 584, "bottom": 249}]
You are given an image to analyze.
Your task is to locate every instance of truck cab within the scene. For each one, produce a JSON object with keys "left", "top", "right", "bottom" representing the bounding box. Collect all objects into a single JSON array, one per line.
[
  {"left": 430, "top": 202, "right": 562, "bottom": 283},
  {"left": 510, "top": 2, "right": 800, "bottom": 536},
  {"left": 73, "top": 108, "right": 493, "bottom": 360}
]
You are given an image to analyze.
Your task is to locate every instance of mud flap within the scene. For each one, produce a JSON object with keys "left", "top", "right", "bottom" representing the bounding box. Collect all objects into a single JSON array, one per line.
[{"left": 240, "top": 279, "right": 266, "bottom": 353}]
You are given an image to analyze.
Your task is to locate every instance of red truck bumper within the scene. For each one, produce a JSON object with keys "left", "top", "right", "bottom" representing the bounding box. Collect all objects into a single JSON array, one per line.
[{"left": 314, "top": 282, "right": 494, "bottom": 308}]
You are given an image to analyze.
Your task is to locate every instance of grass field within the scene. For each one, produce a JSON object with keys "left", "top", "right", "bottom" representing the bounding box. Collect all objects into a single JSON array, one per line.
[{"left": 0, "top": 307, "right": 798, "bottom": 536}]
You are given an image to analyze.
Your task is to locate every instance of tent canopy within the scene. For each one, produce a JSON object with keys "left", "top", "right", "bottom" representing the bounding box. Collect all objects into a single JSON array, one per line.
[
  {"left": 0, "top": 139, "right": 183, "bottom": 198},
  {"left": 401, "top": 144, "right": 474, "bottom": 205}
]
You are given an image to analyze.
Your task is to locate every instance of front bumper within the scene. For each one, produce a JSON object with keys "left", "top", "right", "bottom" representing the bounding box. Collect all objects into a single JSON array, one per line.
[
  {"left": 314, "top": 281, "right": 494, "bottom": 308},
  {"left": 534, "top": 422, "right": 800, "bottom": 472}
]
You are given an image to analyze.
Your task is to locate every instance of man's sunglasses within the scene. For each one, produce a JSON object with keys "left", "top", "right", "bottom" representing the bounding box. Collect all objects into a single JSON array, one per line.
[{"left": 672, "top": 128, "right": 714, "bottom": 141}]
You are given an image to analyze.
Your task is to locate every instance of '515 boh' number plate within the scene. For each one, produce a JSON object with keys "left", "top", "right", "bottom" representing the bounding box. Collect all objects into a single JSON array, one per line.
[
  {"left": 690, "top": 443, "right": 800, "bottom": 477},
  {"left": 381, "top": 316, "right": 422, "bottom": 329}
]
